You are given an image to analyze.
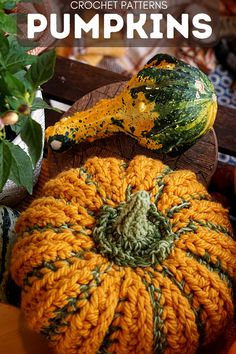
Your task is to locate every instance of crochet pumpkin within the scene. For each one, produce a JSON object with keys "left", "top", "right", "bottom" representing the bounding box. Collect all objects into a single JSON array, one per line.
[{"left": 11, "top": 156, "right": 236, "bottom": 354}]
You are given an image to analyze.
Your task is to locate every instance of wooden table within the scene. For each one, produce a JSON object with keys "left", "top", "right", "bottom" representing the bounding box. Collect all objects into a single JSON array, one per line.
[{"left": 0, "top": 304, "right": 51, "bottom": 354}]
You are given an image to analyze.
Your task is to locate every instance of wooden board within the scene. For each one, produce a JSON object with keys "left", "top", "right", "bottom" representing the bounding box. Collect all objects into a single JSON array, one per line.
[
  {"left": 47, "top": 82, "right": 218, "bottom": 186},
  {"left": 213, "top": 104, "right": 236, "bottom": 157},
  {"left": 43, "top": 56, "right": 128, "bottom": 105},
  {"left": 0, "top": 304, "right": 51, "bottom": 354}
]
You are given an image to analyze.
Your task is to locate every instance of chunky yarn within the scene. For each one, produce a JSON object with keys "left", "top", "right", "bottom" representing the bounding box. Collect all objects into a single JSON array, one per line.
[{"left": 11, "top": 156, "right": 236, "bottom": 354}]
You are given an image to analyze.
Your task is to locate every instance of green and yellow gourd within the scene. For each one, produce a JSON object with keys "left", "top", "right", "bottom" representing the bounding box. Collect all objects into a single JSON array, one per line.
[{"left": 46, "top": 54, "right": 217, "bottom": 154}]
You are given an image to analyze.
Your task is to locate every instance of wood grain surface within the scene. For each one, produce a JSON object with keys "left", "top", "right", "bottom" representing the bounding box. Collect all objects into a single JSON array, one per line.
[
  {"left": 0, "top": 304, "right": 51, "bottom": 354},
  {"left": 47, "top": 82, "right": 218, "bottom": 186},
  {"left": 214, "top": 104, "right": 236, "bottom": 157},
  {"left": 43, "top": 56, "right": 128, "bottom": 105}
]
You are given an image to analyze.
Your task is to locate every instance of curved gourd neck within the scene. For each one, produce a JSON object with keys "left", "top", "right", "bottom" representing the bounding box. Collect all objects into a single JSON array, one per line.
[{"left": 46, "top": 94, "right": 125, "bottom": 144}]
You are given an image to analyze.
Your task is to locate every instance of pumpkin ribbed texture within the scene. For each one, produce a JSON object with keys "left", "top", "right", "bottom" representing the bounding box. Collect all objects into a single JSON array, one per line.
[{"left": 10, "top": 156, "right": 236, "bottom": 354}]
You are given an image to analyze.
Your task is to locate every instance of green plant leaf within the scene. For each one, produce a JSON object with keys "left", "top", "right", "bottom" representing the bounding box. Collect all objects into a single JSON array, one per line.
[
  {"left": 0, "top": 0, "right": 22, "bottom": 10},
  {"left": 3, "top": 71, "right": 25, "bottom": 96},
  {"left": 8, "top": 115, "right": 23, "bottom": 134},
  {"left": 0, "top": 35, "right": 9, "bottom": 56},
  {"left": 0, "top": 36, "right": 37, "bottom": 73},
  {"left": 20, "top": 116, "right": 43, "bottom": 167},
  {"left": 32, "top": 97, "right": 61, "bottom": 112},
  {"left": 5, "top": 140, "right": 33, "bottom": 194},
  {"left": 5, "top": 95, "right": 21, "bottom": 110},
  {"left": 0, "top": 36, "right": 36, "bottom": 74},
  {"left": 0, "top": 140, "right": 12, "bottom": 192},
  {"left": 5, "top": 53, "right": 36, "bottom": 73},
  {"left": 4, "top": 53, "right": 36, "bottom": 74},
  {"left": 0, "top": 75, "right": 8, "bottom": 98},
  {"left": 0, "top": 13, "right": 16, "bottom": 34},
  {"left": 13, "top": 70, "right": 32, "bottom": 91},
  {"left": 7, "top": 34, "right": 34, "bottom": 53},
  {"left": 14, "top": 69, "right": 27, "bottom": 81},
  {"left": 5, "top": 96, "right": 31, "bottom": 118},
  {"left": 25, "top": 50, "right": 56, "bottom": 90}
]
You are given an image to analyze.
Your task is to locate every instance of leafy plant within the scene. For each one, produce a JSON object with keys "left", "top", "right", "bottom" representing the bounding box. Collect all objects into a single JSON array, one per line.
[
  {"left": 0, "top": 1, "right": 57, "bottom": 194},
  {"left": 0, "top": 0, "right": 20, "bottom": 34}
]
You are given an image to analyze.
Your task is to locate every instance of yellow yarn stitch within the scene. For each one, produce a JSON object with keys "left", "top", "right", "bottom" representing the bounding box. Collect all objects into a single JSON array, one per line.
[{"left": 11, "top": 156, "right": 236, "bottom": 354}]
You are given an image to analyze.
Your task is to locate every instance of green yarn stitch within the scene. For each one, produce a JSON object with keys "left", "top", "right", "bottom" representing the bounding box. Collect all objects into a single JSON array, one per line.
[
  {"left": 41, "top": 262, "right": 113, "bottom": 339},
  {"left": 161, "top": 265, "right": 206, "bottom": 343},
  {"left": 24, "top": 247, "right": 97, "bottom": 287},
  {"left": 186, "top": 251, "right": 233, "bottom": 289},
  {"left": 93, "top": 190, "right": 176, "bottom": 267},
  {"left": 142, "top": 273, "right": 166, "bottom": 354},
  {"left": 193, "top": 219, "right": 233, "bottom": 237}
]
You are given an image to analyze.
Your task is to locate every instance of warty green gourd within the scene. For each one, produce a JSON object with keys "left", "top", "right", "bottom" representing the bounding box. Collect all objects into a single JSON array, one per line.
[{"left": 45, "top": 54, "right": 217, "bottom": 154}]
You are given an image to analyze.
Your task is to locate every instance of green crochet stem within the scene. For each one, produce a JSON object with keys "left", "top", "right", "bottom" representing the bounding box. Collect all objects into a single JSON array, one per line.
[{"left": 93, "top": 190, "right": 176, "bottom": 267}]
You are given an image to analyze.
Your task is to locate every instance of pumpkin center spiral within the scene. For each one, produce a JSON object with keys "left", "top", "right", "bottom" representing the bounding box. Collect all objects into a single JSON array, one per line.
[{"left": 93, "top": 190, "right": 176, "bottom": 267}]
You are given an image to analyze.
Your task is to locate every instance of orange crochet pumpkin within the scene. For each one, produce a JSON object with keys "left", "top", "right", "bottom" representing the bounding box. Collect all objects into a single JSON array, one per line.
[{"left": 11, "top": 156, "right": 236, "bottom": 354}]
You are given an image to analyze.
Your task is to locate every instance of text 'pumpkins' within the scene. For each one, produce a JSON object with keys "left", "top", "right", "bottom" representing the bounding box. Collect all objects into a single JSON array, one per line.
[
  {"left": 11, "top": 156, "right": 235, "bottom": 354},
  {"left": 46, "top": 54, "right": 217, "bottom": 154}
]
